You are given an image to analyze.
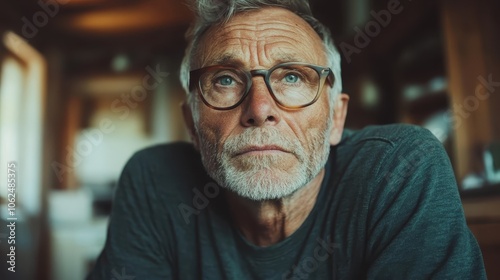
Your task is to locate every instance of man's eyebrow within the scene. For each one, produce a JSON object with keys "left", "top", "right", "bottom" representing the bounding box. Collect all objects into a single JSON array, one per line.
[
  {"left": 205, "top": 53, "right": 241, "bottom": 67},
  {"left": 273, "top": 53, "right": 304, "bottom": 63}
]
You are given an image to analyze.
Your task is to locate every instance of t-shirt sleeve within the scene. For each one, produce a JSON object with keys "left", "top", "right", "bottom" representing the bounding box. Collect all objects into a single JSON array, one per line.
[
  {"left": 364, "top": 128, "right": 486, "bottom": 279},
  {"left": 87, "top": 152, "right": 173, "bottom": 279}
]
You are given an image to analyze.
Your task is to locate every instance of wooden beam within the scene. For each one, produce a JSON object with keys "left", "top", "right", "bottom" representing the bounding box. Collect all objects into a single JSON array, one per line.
[{"left": 441, "top": 0, "right": 500, "bottom": 181}]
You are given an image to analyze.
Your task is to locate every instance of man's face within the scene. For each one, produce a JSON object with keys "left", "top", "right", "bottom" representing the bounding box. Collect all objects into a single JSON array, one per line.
[{"left": 185, "top": 7, "right": 345, "bottom": 200}]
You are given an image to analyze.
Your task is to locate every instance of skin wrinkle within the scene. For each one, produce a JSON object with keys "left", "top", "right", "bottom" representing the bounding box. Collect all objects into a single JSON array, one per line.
[
  {"left": 199, "top": 39, "right": 309, "bottom": 68},
  {"left": 185, "top": 7, "right": 348, "bottom": 247},
  {"left": 221, "top": 20, "right": 316, "bottom": 42},
  {"left": 198, "top": 15, "right": 325, "bottom": 69},
  {"left": 248, "top": 20, "right": 321, "bottom": 67},
  {"left": 203, "top": 52, "right": 305, "bottom": 70},
  {"left": 257, "top": 39, "right": 270, "bottom": 64}
]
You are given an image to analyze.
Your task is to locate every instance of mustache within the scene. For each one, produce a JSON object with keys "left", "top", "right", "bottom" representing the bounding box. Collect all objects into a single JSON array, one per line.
[{"left": 223, "top": 128, "right": 301, "bottom": 157}]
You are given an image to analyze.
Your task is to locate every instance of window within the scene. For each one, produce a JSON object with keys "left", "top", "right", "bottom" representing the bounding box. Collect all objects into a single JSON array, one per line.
[{"left": 0, "top": 31, "right": 46, "bottom": 216}]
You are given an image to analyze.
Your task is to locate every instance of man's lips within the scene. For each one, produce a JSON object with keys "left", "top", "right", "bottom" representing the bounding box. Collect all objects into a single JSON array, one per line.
[{"left": 233, "top": 145, "right": 290, "bottom": 156}]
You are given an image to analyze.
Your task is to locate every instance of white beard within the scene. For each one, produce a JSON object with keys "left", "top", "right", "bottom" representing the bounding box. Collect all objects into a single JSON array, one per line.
[{"left": 197, "top": 121, "right": 332, "bottom": 201}]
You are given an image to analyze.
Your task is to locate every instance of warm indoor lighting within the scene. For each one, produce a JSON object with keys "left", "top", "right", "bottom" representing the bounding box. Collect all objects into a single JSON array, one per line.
[{"left": 63, "top": 0, "right": 193, "bottom": 34}]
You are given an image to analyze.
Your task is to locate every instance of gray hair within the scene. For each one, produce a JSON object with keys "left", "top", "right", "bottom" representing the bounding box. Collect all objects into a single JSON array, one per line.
[{"left": 179, "top": 0, "right": 342, "bottom": 116}]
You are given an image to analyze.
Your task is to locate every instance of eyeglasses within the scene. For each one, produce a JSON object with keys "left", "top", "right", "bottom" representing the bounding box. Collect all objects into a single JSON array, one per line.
[{"left": 189, "top": 62, "right": 334, "bottom": 110}]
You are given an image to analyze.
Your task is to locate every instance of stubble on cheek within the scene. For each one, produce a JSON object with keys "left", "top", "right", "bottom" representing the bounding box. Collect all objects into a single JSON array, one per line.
[{"left": 195, "top": 121, "right": 223, "bottom": 169}]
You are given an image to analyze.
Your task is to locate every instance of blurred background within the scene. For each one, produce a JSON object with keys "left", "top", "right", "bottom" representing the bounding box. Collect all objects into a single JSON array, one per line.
[{"left": 0, "top": 0, "right": 499, "bottom": 279}]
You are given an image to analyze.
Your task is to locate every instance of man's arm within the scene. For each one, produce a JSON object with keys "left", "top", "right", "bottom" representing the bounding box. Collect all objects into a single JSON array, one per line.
[{"left": 88, "top": 152, "right": 173, "bottom": 279}]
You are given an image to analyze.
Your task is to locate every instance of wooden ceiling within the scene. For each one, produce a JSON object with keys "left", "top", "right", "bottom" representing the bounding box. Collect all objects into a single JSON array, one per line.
[
  {"left": 58, "top": 0, "right": 193, "bottom": 35},
  {"left": 2, "top": 0, "right": 194, "bottom": 50}
]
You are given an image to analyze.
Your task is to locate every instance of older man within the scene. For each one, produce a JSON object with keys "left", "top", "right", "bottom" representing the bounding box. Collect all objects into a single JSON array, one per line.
[{"left": 89, "top": 0, "right": 485, "bottom": 279}]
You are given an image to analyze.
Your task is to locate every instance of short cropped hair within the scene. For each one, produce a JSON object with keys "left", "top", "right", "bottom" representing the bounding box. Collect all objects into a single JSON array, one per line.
[{"left": 179, "top": 0, "right": 342, "bottom": 115}]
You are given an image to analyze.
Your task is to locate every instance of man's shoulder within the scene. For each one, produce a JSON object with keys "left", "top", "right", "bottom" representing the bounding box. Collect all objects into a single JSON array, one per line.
[
  {"left": 339, "top": 123, "right": 438, "bottom": 151},
  {"left": 121, "top": 141, "right": 207, "bottom": 189},
  {"left": 117, "top": 142, "right": 210, "bottom": 210},
  {"left": 331, "top": 124, "right": 443, "bottom": 180},
  {"left": 133, "top": 141, "right": 199, "bottom": 157},
  {"left": 128, "top": 141, "right": 201, "bottom": 168}
]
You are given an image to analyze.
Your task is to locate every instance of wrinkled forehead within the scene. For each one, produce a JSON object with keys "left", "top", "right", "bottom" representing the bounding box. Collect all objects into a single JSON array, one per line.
[{"left": 193, "top": 7, "right": 327, "bottom": 69}]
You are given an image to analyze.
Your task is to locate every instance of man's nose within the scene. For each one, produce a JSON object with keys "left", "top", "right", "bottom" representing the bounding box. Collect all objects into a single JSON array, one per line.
[{"left": 240, "top": 78, "right": 281, "bottom": 127}]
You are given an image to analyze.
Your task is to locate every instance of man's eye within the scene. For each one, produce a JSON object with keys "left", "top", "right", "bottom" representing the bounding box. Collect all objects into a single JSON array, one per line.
[
  {"left": 284, "top": 73, "right": 300, "bottom": 83},
  {"left": 216, "top": 76, "right": 234, "bottom": 86}
]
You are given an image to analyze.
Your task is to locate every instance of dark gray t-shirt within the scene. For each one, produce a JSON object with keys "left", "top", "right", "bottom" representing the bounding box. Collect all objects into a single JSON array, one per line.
[{"left": 88, "top": 124, "right": 485, "bottom": 279}]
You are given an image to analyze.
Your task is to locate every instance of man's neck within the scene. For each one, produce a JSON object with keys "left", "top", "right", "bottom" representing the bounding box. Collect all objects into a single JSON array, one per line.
[{"left": 225, "top": 169, "right": 325, "bottom": 247}]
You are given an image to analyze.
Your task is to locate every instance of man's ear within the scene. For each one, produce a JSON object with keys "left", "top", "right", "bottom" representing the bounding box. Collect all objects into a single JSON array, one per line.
[
  {"left": 181, "top": 102, "right": 200, "bottom": 150},
  {"left": 329, "top": 93, "right": 349, "bottom": 145}
]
